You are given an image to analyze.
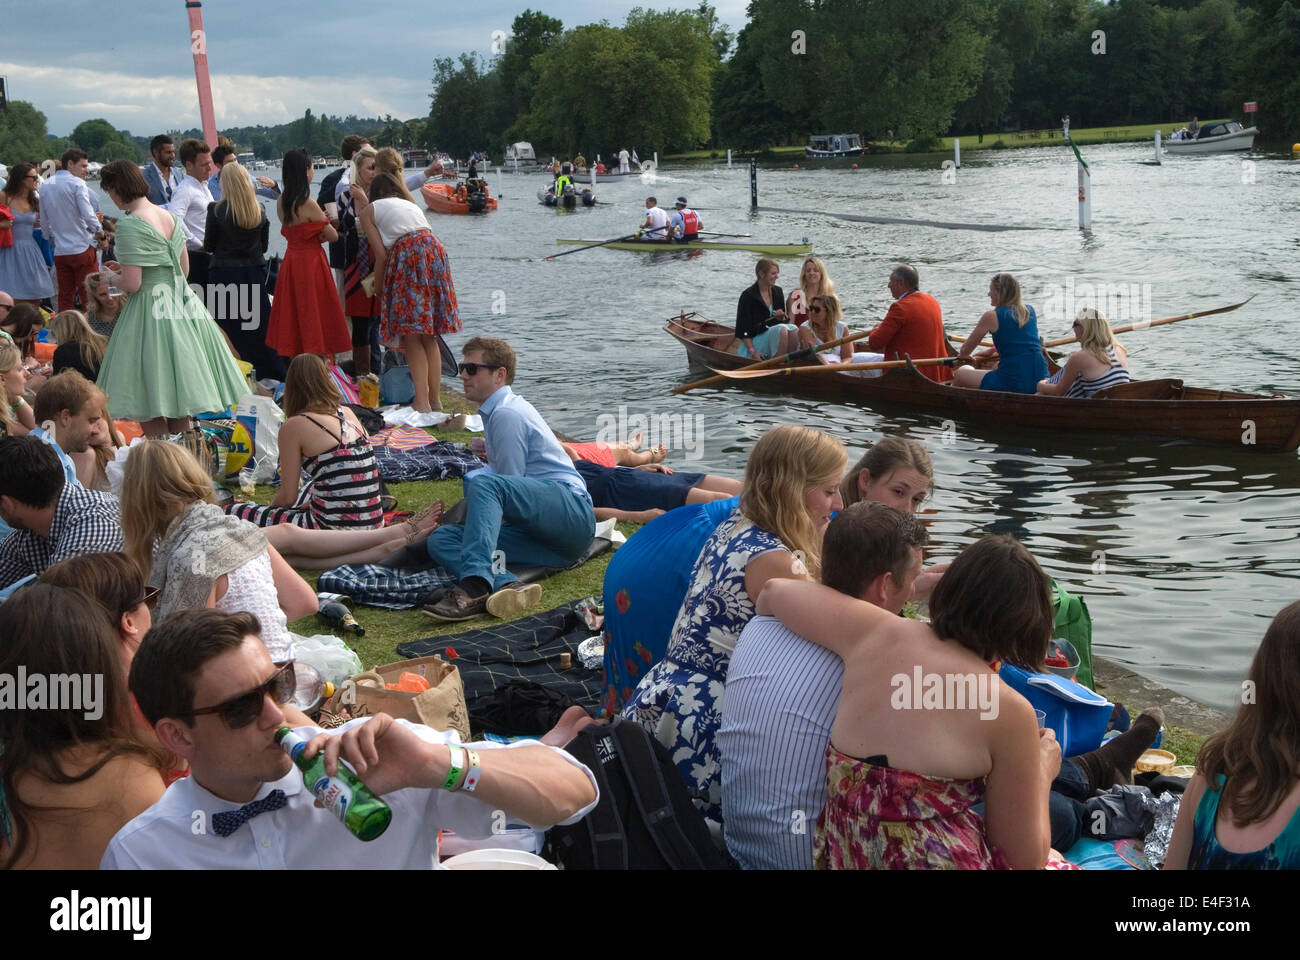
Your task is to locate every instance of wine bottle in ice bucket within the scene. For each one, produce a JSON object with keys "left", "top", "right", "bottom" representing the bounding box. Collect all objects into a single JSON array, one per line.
[{"left": 275, "top": 727, "right": 392, "bottom": 841}]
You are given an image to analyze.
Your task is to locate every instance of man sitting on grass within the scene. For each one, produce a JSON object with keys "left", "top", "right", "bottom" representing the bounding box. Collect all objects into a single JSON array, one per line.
[{"left": 422, "top": 337, "right": 596, "bottom": 621}]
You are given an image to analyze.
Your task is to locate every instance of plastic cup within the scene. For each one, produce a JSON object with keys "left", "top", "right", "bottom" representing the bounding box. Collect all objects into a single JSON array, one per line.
[{"left": 1035, "top": 710, "right": 1047, "bottom": 729}]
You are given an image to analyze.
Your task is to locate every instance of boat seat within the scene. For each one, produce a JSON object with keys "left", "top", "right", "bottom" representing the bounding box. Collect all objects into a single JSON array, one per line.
[{"left": 1093, "top": 379, "right": 1184, "bottom": 400}]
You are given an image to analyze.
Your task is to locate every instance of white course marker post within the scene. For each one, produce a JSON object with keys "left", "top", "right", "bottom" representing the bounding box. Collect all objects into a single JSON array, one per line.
[
  {"left": 727, "top": 149, "right": 732, "bottom": 168},
  {"left": 1154, "top": 130, "right": 1162, "bottom": 164},
  {"left": 1067, "top": 134, "right": 1091, "bottom": 230},
  {"left": 954, "top": 137, "right": 961, "bottom": 169}
]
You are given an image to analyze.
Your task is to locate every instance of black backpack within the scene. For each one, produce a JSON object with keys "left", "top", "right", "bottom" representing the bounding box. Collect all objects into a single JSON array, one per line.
[{"left": 544, "top": 718, "right": 736, "bottom": 870}]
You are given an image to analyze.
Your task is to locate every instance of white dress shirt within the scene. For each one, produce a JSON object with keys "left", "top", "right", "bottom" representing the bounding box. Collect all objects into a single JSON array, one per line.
[
  {"left": 36, "top": 169, "right": 99, "bottom": 255},
  {"left": 100, "top": 718, "right": 599, "bottom": 869},
  {"left": 167, "top": 174, "right": 214, "bottom": 250},
  {"left": 718, "top": 615, "right": 844, "bottom": 870}
]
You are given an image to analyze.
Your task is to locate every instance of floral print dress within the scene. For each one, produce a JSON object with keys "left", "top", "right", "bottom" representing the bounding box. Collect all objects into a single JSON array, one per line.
[{"left": 620, "top": 509, "right": 788, "bottom": 831}]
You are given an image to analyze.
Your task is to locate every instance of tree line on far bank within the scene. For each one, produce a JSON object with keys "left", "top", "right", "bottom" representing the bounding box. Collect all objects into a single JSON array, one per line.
[{"left": 432, "top": 0, "right": 1300, "bottom": 158}]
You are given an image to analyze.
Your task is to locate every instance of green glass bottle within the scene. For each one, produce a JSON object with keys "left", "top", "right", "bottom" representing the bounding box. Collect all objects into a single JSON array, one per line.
[{"left": 276, "top": 727, "right": 392, "bottom": 841}]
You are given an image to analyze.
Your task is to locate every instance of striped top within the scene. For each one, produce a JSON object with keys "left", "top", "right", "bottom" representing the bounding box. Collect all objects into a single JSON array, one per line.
[
  {"left": 298, "top": 411, "right": 384, "bottom": 528},
  {"left": 718, "top": 615, "right": 844, "bottom": 870},
  {"left": 1064, "top": 345, "right": 1130, "bottom": 398}
]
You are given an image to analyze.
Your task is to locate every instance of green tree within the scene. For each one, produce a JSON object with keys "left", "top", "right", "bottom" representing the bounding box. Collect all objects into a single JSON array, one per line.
[
  {"left": 1237, "top": 0, "right": 1300, "bottom": 139},
  {"left": 68, "top": 118, "right": 139, "bottom": 162},
  {"left": 712, "top": 22, "right": 801, "bottom": 148},
  {"left": 0, "top": 100, "right": 55, "bottom": 164},
  {"left": 428, "top": 55, "right": 504, "bottom": 157},
  {"left": 498, "top": 9, "right": 564, "bottom": 139}
]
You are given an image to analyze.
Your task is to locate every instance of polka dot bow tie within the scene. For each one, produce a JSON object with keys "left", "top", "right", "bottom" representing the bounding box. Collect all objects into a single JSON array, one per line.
[{"left": 213, "top": 789, "right": 288, "bottom": 838}]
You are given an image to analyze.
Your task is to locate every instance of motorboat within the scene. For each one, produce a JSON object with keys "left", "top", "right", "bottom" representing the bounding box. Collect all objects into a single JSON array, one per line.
[
  {"left": 805, "top": 133, "right": 864, "bottom": 158},
  {"left": 1165, "top": 120, "right": 1257, "bottom": 154}
]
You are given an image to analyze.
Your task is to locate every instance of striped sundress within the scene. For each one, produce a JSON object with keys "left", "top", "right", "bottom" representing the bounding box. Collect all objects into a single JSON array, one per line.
[
  {"left": 226, "top": 410, "right": 384, "bottom": 529},
  {"left": 1062, "top": 345, "right": 1130, "bottom": 398}
]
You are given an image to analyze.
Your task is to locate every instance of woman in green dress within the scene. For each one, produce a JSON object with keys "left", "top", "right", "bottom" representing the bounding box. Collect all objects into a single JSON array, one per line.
[{"left": 95, "top": 160, "right": 247, "bottom": 437}]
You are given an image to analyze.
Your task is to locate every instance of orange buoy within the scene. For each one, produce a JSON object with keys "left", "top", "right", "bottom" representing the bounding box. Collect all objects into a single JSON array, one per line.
[
  {"left": 793, "top": 163, "right": 799, "bottom": 169},
  {"left": 851, "top": 163, "right": 858, "bottom": 169}
]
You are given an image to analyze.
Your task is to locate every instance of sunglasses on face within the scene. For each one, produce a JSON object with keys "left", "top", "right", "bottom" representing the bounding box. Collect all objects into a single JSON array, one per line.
[
  {"left": 185, "top": 661, "right": 296, "bottom": 729},
  {"left": 458, "top": 362, "right": 503, "bottom": 376}
]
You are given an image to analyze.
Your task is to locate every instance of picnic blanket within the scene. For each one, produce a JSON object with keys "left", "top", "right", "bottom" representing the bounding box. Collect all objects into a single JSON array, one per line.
[
  {"left": 372, "top": 441, "right": 484, "bottom": 483},
  {"left": 317, "top": 531, "right": 614, "bottom": 609},
  {"left": 397, "top": 600, "right": 603, "bottom": 718},
  {"left": 370, "top": 425, "right": 439, "bottom": 449}
]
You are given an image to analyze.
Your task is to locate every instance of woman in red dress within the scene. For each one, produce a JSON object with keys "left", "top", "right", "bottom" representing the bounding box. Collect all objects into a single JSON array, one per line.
[{"left": 265, "top": 149, "right": 351, "bottom": 360}]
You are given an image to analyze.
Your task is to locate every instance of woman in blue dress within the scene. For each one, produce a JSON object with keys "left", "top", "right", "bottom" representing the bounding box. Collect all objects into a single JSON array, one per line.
[
  {"left": 620, "top": 425, "right": 846, "bottom": 835},
  {"left": 0, "top": 163, "right": 56, "bottom": 305},
  {"left": 951, "top": 273, "right": 1047, "bottom": 393}
]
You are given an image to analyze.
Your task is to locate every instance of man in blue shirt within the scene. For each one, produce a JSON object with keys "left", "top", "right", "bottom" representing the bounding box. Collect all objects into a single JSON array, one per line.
[
  {"left": 208, "top": 144, "right": 280, "bottom": 202},
  {"left": 718, "top": 502, "right": 926, "bottom": 869},
  {"left": 423, "top": 338, "right": 596, "bottom": 621},
  {"left": 141, "top": 135, "right": 183, "bottom": 206},
  {"left": 38, "top": 148, "right": 101, "bottom": 311}
]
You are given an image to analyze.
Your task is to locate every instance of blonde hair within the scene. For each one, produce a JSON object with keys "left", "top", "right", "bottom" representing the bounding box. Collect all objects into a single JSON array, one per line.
[
  {"left": 374, "top": 147, "right": 402, "bottom": 179},
  {"left": 809, "top": 293, "right": 842, "bottom": 344},
  {"left": 82, "top": 273, "right": 122, "bottom": 321},
  {"left": 218, "top": 162, "right": 262, "bottom": 230},
  {"left": 800, "top": 257, "right": 835, "bottom": 301},
  {"left": 740, "top": 425, "right": 847, "bottom": 579},
  {"left": 0, "top": 342, "right": 19, "bottom": 432},
  {"left": 120, "top": 440, "right": 217, "bottom": 575},
  {"left": 349, "top": 144, "right": 379, "bottom": 187},
  {"left": 50, "top": 310, "right": 107, "bottom": 373},
  {"left": 990, "top": 273, "right": 1029, "bottom": 326},
  {"left": 282, "top": 354, "right": 341, "bottom": 418},
  {"left": 1075, "top": 307, "right": 1119, "bottom": 366}
]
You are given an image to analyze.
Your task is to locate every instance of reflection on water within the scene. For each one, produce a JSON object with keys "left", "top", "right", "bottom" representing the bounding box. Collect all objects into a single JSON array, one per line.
[{"left": 93, "top": 144, "right": 1300, "bottom": 710}]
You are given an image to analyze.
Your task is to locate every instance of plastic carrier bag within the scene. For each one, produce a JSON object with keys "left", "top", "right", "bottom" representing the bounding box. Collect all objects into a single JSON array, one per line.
[
  {"left": 233, "top": 394, "right": 284, "bottom": 485},
  {"left": 290, "top": 633, "right": 362, "bottom": 688}
]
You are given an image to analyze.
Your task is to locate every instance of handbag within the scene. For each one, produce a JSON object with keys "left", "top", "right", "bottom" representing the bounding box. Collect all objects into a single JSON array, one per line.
[
  {"left": 332, "top": 655, "right": 471, "bottom": 741},
  {"left": 0, "top": 204, "right": 13, "bottom": 248},
  {"left": 264, "top": 254, "right": 282, "bottom": 296}
]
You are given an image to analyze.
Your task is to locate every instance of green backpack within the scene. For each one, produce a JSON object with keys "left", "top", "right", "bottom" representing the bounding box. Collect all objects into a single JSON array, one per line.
[{"left": 1051, "top": 579, "right": 1094, "bottom": 690}]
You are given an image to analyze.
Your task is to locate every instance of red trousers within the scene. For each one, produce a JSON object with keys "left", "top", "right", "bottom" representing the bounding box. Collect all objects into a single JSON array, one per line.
[{"left": 54, "top": 246, "right": 98, "bottom": 311}]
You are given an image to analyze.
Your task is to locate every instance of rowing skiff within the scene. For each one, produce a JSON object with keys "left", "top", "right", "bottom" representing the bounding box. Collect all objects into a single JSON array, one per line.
[
  {"left": 664, "top": 316, "right": 1300, "bottom": 451},
  {"left": 558, "top": 238, "right": 812, "bottom": 256}
]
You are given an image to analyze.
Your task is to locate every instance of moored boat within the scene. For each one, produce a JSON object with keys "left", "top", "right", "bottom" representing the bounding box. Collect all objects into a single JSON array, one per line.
[
  {"left": 557, "top": 237, "right": 812, "bottom": 256},
  {"left": 421, "top": 180, "right": 498, "bottom": 214},
  {"left": 806, "top": 133, "right": 864, "bottom": 158},
  {"left": 1165, "top": 120, "right": 1258, "bottom": 154},
  {"left": 665, "top": 316, "right": 1300, "bottom": 451}
]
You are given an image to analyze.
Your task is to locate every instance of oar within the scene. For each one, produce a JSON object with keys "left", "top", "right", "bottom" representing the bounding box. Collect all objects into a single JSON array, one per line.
[
  {"left": 948, "top": 296, "right": 1256, "bottom": 350},
  {"left": 543, "top": 233, "right": 640, "bottom": 260},
  {"left": 711, "top": 357, "right": 959, "bottom": 379},
  {"left": 696, "top": 231, "right": 753, "bottom": 238},
  {"left": 1041, "top": 295, "right": 1256, "bottom": 348},
  {"left": 671, "top": 326, "right": 875, "bottom": 394}
]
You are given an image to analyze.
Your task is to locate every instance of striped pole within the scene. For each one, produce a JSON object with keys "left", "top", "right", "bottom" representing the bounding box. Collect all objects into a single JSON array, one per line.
[{"left": 185, "top": 1, "right": 219, "bottom": 147}]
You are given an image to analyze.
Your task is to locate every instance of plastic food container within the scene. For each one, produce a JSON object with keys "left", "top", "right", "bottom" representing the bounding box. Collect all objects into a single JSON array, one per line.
[
  {"left": 440, "top": 849, "right": 557, "bottom": 870},
  {"left": 1042, "top": 636, "right": 1081, "bottom": 681},
  {"left": 1135, "top": 748, "right": 1177, "bottom": 776}
]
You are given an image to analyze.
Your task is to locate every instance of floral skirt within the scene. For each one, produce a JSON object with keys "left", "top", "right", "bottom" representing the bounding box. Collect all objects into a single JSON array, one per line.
[{"left": 379, "top": 229, "right": 461, "bottom": 346}]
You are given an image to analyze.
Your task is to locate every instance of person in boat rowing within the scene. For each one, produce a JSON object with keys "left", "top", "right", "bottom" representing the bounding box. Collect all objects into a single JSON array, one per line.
[
  {"left": 728, "top": 258, "right": 800, "bottom": 360},
  {"left": 637, "top": 196, "right": 670, "bottom": 241},
  {"left": 951, "top": 272, "right": 1048, "bottom": 394},
  {"left": 1036, "top": 308, "right": 1130, "bottom": 398},
  {"left": 668, "top": 197, "right": 701, "bottom": 242},
  {"left": 799, "top": 294, "right": 854, "bottom": 363}
]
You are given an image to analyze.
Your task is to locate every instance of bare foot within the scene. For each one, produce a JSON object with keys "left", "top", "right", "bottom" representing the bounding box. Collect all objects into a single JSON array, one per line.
[
  {"left": 403, "top": 499, "right": 444, "bottom": 542},
  {"left": 625, "top": 430, "right": 644, "bottom": 451},
  {"left": 649, "top": 443, "right": 668, "bottom": 463}
]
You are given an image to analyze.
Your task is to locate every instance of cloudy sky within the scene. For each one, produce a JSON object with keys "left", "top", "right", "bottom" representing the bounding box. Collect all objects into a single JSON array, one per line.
[{"left": 3, "top": 1, "right": 749, "bottom": 137}]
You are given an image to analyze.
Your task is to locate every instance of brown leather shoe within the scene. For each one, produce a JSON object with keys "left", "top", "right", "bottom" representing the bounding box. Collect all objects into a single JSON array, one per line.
[
  {"left": 421, "top": 586, "right": 487, "bottom": 621},
  {"left": 485, "top": 581, "right": 542, "bottom": 618}
]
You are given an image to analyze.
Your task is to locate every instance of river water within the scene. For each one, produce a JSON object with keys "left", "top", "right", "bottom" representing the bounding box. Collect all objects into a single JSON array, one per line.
[{"left": 96, "top": 144, "right": 1300, "bottom": 711}]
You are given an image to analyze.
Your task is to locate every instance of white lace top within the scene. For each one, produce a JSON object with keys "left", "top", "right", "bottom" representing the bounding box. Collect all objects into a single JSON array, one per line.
[{"left": 215, "top": 551, "right": 293, "bottom": 661}]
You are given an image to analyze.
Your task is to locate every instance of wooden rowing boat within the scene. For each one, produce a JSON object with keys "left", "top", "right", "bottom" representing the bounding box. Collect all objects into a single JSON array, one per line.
[
  {"left": 665, "top": 316, "right": 1300, "bottom": 452},
  {"left": 557, "top": 237, "right": 812, "bottom": 256}
]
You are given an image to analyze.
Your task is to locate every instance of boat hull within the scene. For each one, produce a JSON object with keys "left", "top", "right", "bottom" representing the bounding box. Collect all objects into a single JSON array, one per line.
[
  {"left": 1165, "top": 128, "right": 1258, "bottom": 154},
  {"left": 666, "top": 322, "right": 1300, "bottom": 452},
  {"left": 558, "top": 238, "right": 812, "bottom": 256},
  {"left": 421, "top": 182, "right": 498, "bottom": 215},
  {"left": 804, "top": 146, "right": 864, "bottom": 158}
]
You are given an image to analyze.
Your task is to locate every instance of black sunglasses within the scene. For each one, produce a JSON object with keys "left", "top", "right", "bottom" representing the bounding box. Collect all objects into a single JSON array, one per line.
[
  {"left": 185, "top": 661, "right": 296, "bottom": 729},
  {"left": 128, "top": 585, "right": 159, "bottom": 613},
  {"left": 458, "top": 362, "right": 503, "bottom": 376}
]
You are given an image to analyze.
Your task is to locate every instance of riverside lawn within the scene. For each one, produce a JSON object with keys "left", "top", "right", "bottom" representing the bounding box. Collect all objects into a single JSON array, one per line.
[{"left": 232, "top": 390, "right": 1204, "bottom": 763}]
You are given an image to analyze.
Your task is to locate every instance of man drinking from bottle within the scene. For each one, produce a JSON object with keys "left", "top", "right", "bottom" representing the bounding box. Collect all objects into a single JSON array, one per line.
[{"left": 101, "top": 609, "right": 598, "bottom": 868}]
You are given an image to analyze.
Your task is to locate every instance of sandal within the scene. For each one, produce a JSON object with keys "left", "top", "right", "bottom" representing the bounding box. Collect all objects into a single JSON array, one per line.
[{"left": 403, "top": 499, "right": 444, "bottom": 542}]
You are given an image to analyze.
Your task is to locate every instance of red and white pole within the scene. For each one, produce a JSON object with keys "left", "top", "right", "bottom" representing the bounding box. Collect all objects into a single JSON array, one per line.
[{"left": 186, "top": 1, "right": 218, "bottom": 147}]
